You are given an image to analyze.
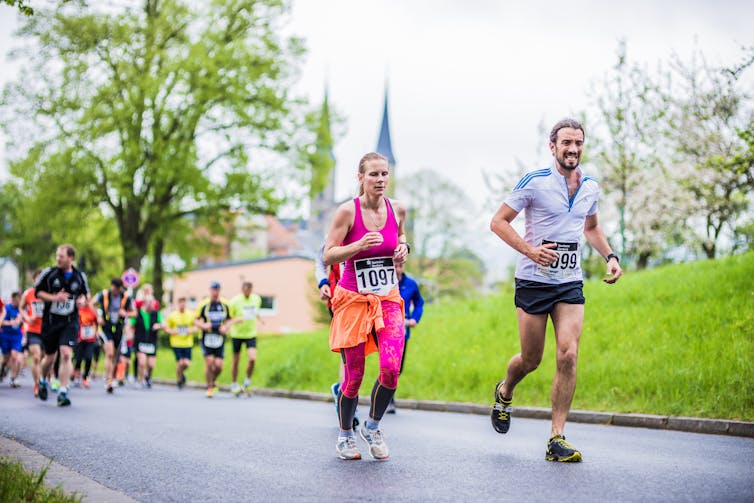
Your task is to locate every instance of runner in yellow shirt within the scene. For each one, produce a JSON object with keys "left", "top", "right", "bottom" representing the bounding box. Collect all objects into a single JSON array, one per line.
[
  {"left": 229, "top": 281, "right": 263, "bottom": 397},
  {"left": 165, "top": 297, "right": 198, "bottom": 389}
]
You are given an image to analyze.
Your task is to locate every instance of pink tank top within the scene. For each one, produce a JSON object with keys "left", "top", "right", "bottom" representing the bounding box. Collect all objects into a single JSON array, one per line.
[{"left": 339, "top": 197, "right": 399, "bottom": 292}]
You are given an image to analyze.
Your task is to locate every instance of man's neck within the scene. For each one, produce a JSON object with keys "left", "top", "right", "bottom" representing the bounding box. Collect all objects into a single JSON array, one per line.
[{"left": 555, "top": 161, "right": 581, "bottom": 183}]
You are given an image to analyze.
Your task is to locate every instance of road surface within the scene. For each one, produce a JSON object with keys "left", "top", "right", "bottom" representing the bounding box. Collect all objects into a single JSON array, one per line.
[{"left": 1, "top": 375, "right": 752, "bottom": 502}]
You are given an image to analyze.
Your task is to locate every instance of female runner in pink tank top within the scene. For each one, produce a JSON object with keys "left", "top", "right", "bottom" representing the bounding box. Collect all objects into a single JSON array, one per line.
[{"left": 324, "top": 152, "right": 410, "bottom": 461}]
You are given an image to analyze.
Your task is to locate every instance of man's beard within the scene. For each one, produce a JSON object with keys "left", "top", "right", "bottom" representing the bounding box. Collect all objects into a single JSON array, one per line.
[{"left": 556, "top": 154, "right": 580, "bottom": 171}]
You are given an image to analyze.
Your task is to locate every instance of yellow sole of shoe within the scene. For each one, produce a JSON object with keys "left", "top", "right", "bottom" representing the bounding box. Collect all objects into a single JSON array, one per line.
[{"left": 546, "top": 452, "right": 582, "bottom": 462}]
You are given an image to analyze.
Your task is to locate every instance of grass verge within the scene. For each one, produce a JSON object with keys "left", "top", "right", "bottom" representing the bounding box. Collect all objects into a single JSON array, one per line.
[
  {"left": 0, "top": 457, "right": 81, "bottom": 503},
  {"left": 151, "top": 252, "right": 754, "bottom": 421}
]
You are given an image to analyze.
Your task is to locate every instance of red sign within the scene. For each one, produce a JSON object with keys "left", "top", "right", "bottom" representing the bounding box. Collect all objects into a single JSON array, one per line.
[{"left": 122, "top": 268, "right": 140, "bottom": 288}]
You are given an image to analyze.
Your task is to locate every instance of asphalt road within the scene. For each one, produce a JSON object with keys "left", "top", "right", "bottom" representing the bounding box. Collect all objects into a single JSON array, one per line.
[{"left": 1, "top": 374, "right": 753, "bottom": 503}]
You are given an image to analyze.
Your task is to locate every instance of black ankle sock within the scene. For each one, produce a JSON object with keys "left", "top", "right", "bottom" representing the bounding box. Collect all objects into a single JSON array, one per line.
[
  {"left": 338, "top": 392, "right": 358, "bottom": 431},
  {"left": 370, "top": 379, "right": 396, "bottom": 422}
]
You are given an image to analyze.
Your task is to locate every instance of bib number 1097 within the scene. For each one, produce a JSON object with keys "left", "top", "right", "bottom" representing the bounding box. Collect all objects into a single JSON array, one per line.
[{"left": 354, "top": 256, "right": 397, "bottom": 296}]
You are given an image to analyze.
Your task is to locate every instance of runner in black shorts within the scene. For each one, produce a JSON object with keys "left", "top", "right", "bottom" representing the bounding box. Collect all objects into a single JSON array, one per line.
[
  {"left": 91, "top": 278, "right": 136, "bottom": 393},
  {"left": 195, "top": 281, "right": 232, "bottom": 398},
  {"left": 35, "top": 244, "right": 90, "bottom": 406},
  {"left": 490, "top": 118, "right": 622, "bottom": 462},
  {"left": 132, "top": 297, "right": 163, "bottom": 388}
]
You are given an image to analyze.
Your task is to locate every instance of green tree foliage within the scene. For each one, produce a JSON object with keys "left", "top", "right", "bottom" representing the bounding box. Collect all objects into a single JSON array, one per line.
[
  {"left": 306, "top": 91, "right": 336, "bottom": 198},
  {"left": 1, "top": 0, "right": 309, "bottom": 297},
  {"left": 0, "top": 166, "right": 122, "bottom": 290}
]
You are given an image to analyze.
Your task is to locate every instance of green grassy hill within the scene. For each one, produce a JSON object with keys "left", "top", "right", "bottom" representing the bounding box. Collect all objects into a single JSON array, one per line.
[{"left": 153, "top": 252, "right": 754, "bottom": 420}]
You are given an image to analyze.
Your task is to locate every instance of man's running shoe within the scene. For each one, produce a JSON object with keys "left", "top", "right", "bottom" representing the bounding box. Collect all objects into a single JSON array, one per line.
[
  {"left": 359, "top": 425, "right": 389, "bottom": 460},
  {"left": 336, "top": 435, "right": 361, "bottom": 460},
  {"left": 243, "top": 380, "right": 252, "bottom": 397},
  {"left": 178, "top": 374, "right": 186, "bottom": 389},
  {"left": 57, "top": 391, "right": 71, "bottom": 407},
  {"left": 51, "top": 378, "right": 61, "bottom": 392},
  {"left": 491, "top": 380, "right": 513, "bottom": 434},
  {"left": 206, "top": 386, "right": 217, "bottom": 398},
  {"left": 10, "top": 378, "right": 20, "bottom": 388},
  {"left": 38, "top": 381, "right": 48, "bottom": 401},
  {"left": 231, "top": 382, "right": 241, "bottom": 397},
  {"left": 106, "top": 381, "right": 114, "bottom": 394},
  {"left": 546, "top": 435, "right": 583, "bottom": 462},
  {"left": 145, "top": 376, "right": 152, "bottom": 389}
]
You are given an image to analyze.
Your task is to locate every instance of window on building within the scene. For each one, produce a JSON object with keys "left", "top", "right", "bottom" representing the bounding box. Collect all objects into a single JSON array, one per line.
[{"left": 260, "top": 295, "right": 276, "bottom": 315}]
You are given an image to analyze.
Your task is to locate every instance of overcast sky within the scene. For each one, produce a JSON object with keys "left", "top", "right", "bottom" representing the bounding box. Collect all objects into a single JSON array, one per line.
[
  {"left": 287, "top": 0, "right": 752, "bottom": 202},
  {"left": 1, "top": 0, "right": 752, "bottom": 279}
]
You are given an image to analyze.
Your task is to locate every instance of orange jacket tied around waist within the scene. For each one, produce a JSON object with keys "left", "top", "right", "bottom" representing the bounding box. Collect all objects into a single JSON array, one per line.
[{"left": 329, "top": 285, "right": 404, "bottom": 354}]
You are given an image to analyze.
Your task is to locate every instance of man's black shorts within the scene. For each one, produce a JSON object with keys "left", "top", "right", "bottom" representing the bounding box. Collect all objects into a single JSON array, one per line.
[
  {"left": 514, "top": 279, "right": 585, "bottom": 315},
  {"left": 26, "top": 332, "right": 43, "bottom": 348},
  {"left": 232, "top": 337, "right": 257, "bottom": 354},
  {"left": 74, "top": 340, "right": 96, "bottom": 362},
  {"left": 100, "top": 324, "right": 124, "bottom": 350},
  {"left": 41, "top": 322, "right": 79, "bottom": 355}
]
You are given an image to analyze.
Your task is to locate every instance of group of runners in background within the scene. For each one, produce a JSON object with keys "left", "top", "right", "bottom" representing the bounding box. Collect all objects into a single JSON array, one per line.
[{"left": 0, "top": 246, "right": 265, "bottom": 405}]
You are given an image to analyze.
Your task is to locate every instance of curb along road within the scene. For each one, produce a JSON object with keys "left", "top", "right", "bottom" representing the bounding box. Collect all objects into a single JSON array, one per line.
[{"left": 154, "top": 378, "right": 754, "bottom": 438}]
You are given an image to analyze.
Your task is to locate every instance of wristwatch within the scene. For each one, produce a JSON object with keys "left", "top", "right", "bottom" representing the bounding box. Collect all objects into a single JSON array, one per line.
[
  {"left": 606, "top": 253, "right": 620, "bottom": 263},
  {"left": 400, "top": 242, "right": 411, "bottom": 254}
]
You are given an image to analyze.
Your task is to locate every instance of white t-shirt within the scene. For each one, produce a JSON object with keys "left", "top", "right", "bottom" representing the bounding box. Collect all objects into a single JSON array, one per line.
[{"left": 504, "top": 165, "right": 599, "bottom": 284}]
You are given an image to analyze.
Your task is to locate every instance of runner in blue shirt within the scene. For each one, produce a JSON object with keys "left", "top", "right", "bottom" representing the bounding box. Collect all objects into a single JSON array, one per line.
[
  {"left": 1, "top": 292, "right": 24, "bottom": 388},
  {"left": 489, "top": 118, "right": 622, "bottom": 462}
]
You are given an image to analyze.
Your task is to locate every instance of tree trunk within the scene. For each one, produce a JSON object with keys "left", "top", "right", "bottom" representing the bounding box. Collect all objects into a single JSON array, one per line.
[
  {"left": 702, "top": 241, "right": 716, "bottom": 259},
  {"left": 152, "top": 237, "right": 165, "bottom": 307},
  {"left": 637, "top": 252, "right": 651, "bottom": 269}
]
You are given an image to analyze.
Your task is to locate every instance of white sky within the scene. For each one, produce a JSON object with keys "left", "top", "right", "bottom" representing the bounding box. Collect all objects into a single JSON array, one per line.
[{"left": 1, "top": 0, "right": 752, "bottom": 280}]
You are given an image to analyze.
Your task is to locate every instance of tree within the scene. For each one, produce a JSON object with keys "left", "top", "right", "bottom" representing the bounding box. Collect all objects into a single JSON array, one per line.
[
  {"left": 663, "top": 46, "right": 754, "bottom": 258},
  {"left": 398, "top": 168, "right": 483, "bottom": 300},
  {"left": 1, "top": 0, "right": 309, "bottom": 298},
  {"left": 0, "top": 166, "right": 123, "bottom": 291},
  {"left": 588, "top": 40, "right": 689, "bottom": 268}
]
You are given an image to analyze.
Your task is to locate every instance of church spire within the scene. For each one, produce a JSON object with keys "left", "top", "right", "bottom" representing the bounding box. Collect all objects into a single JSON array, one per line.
[{"left": 376, "top": 85, "right": 396, "bottom": 166}]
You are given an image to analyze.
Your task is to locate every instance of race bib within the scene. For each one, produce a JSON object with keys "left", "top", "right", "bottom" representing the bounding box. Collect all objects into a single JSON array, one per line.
[
  {"left": 81, "top": 325, "right": 96, "bottom": 340},
  {"left": 204, "top": 333, "right": 224, "bottom": 349},
  {"left": 242, "top": 306, "right": 258, "bottom": 321},
  {"left": 32, "top": 301, "right": 45, "bottom": 317},
  {"left": 354, "top": 256, "right": 397, "bottom": 296},
  {"left": 535, "top": 240, "right": 580, "bottom": 281},
  {"left": 178, "top": 325, "right": 189, "bottom": 336},
  {"left": 50, "top": 298, "right": 75, "bottom": 315},
  {"left": 138, "top": 342, "right": 156, "bottom": 354}
]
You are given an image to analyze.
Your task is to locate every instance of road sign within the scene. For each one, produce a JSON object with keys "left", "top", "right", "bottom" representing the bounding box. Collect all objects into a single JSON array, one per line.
[{"left": 122, "top": 268, "right": 140, "bottom": 288}]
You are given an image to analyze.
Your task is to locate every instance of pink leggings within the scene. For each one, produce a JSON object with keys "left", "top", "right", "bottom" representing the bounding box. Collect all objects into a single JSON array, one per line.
[{"left": 340, "top": 300, "right": 405, "bottom": 398}]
